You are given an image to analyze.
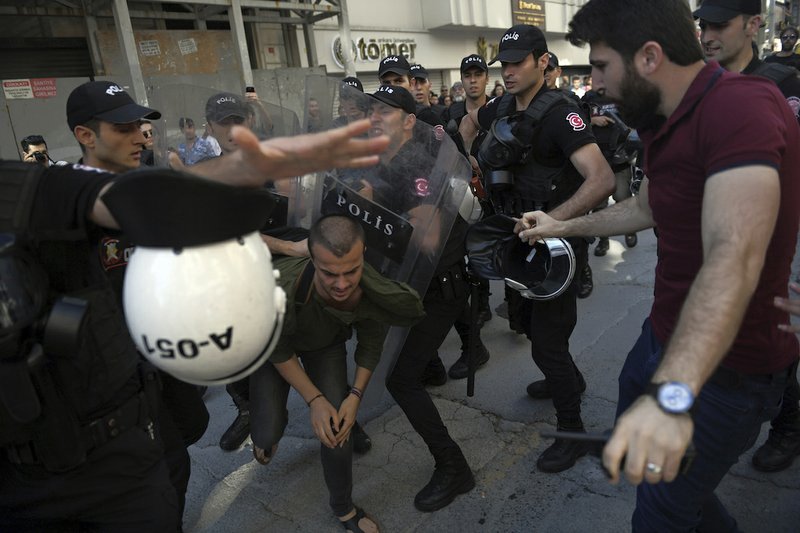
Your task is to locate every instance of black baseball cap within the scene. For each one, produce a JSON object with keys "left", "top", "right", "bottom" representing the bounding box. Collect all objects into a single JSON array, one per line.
[
  {"left": 341, "top": 77, "right": 364, "bottom": 92},
  {"left": 489, "top": 25, "right": 548, "bottom": 65},
  {"left": 67, "top": 81, "right": 160, "bottom": 131},
  {"left": 370, "top": 85, "right": 416, "bottom": 114},
  {"left": 547, "top": 52, "right": 560, "bottom": 70},
  {"left": 205, "top": 92, "right": 248, "bottom": 123},
  {"left": 461, "top": 54, "right": 489, "bottom": 73},
  {"left": 409, "top": 64, "right": 429, "bottom": 80},
  {"left": 378, "top": 54, "right": 411, "bottom": 77},
  {"left": 693, "top": 0, "right": 761, "bottom": 23}
]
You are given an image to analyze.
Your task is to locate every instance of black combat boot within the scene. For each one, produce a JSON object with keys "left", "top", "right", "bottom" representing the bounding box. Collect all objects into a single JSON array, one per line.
[
  {"left": 537, "top": 420, "right": 591, "bottom": 473},
  {"left": 752, "top": 409, "right": 800, "bottom": 473},
  {"left": 219, "top": 384, "right": 251, "bottom": 451},
  {"left": 414, "top": 448, "right": 475, "bottom": 512},
  {"left": 447, "top": 341, "right": 491, "bottom": 380}
]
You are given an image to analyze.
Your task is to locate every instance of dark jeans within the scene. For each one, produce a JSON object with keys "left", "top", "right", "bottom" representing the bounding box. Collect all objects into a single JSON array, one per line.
[
  {"left": 249, "top": 344, "right": 354, "bottom": 517},
  {"left": 523, "top": 236, "right": 588, "bottom": 424},
  {"left": 387, "top": 279, "right": 468, "bottom": 458},
  {"left": 0, "top": 425, "right": 179, "bottom": 533},
  {"left": 617, "top": 319, "right": 788, "bottom": 532}
]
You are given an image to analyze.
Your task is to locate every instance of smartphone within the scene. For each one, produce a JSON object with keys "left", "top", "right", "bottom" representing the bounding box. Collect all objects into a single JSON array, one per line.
[{"left": 245, "top": 86, "right": 256, "bottom": 93}]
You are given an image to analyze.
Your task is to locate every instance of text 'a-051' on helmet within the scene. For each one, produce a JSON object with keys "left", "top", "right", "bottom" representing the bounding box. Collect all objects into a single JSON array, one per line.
[{"left": 101, "top": 169, "right": 287, "bottom": 386}]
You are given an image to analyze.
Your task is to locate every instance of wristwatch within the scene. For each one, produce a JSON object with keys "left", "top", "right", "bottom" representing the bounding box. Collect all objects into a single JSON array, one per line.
[{"left": 646, "top": 381, "right": 695, "bottom": 415}]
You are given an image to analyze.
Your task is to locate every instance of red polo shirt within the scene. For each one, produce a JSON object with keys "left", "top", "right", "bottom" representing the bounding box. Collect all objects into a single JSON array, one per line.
[{"left": 642, "top": 61, "right": 800, "bottom": 374}]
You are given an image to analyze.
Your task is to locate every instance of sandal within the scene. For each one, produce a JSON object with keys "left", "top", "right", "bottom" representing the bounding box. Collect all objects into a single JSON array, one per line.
[
  {"left": 253, "top": 443, "right": 278, "bottom": 465},
  {"left": 339, "top": 507, "right": 380, "bottom": 533}
]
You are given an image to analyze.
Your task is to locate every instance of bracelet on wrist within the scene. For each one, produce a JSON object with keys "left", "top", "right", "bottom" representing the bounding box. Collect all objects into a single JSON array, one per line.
[
  {"left": 349, "top": 386, "right": 363, "bottom": 400},
  {"left": 307, "top": 393, "right": 324, "bottom": 407}
]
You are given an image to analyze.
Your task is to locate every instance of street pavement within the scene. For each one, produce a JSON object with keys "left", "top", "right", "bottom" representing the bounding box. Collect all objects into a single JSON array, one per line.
[{"left": 184, "top": 229, "right": 800, "bottom": 532}]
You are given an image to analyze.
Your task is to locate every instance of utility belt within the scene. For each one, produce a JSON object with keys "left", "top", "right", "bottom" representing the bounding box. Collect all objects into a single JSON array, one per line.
[
  {"left": 428, "top": 262, "right": 468, "bottom": 301},
  {"left": 3, "top": 364, "right": 161, "bottom": 472}
]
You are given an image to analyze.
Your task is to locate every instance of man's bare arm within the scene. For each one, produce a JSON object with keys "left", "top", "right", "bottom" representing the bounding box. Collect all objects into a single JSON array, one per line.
[
  {"left": 546, "top": 143, "right": 615, "bottom": 221},
  {"left": 516, "top": 177, "right": 655, "bottom": 243},
  {"left": 89, "top": 119, "right": 389, "bottom": 228}
]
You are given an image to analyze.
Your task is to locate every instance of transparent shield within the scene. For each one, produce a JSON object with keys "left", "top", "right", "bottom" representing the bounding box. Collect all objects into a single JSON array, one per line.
[
  {"left": 301, "top": 84, "right": 472, "bottom": 404},
  {"left": 148, "top": 83, "right": 303, "bottom": 230}
]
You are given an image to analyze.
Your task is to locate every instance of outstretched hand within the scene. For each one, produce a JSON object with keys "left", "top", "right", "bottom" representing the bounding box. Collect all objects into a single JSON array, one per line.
[{"left": 230, "top": 119, "right": 389, "bottom": 186}]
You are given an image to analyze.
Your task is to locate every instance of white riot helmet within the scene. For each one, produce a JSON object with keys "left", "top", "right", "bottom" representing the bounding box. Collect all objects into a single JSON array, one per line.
[{"left": 102, "top": 169, "right": 286, "bottom": 385}]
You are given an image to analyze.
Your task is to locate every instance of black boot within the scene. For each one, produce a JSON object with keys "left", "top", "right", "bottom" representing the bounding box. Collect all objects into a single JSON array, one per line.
[
  {"left": 537, "top": 421, "right": 591, "bottom": 473},
  {"left": 594, "top": 237, "right": 609, "bottom": 257},
  {"left": 421, "top": 356, "right": 448, "bottom": 387},
  {"left": 414, "top": 449, "right": 475, "bottom": 512},
  {"left": 219, "top": 410, "right": 250, "bottom": 451},
  {"left": 448, "top": 342, "right": 491, "bottom": 380},
  {"left": 220, "top": 380, "right": 251, "bottom": 451},
  {"left": 752, "top": 428, "right": 800, "bottom": 472}
]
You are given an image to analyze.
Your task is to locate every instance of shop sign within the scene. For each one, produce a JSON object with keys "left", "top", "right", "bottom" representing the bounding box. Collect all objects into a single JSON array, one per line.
[
  {"left": 511, "top": 0, "right": 546, "bottom": 27},
  {"left": 2, "top": 78, "right": 57, "bottom": 99},
  {"left": 332, "top": 36, "right": 417, "bottom": 69}
]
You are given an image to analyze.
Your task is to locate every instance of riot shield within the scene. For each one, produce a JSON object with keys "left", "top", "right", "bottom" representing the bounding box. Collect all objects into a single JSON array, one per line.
[
  {"left": 148, "top": 83, "right": 303, "bottom": 231},
  {"left": 296, "top": 84, "right": 472, "bottom": 404}
]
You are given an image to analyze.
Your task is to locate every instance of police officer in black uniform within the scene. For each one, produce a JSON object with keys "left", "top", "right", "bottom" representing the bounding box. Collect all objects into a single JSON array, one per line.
[
  {"left": 460, "top": 25, "right": 615, "bottom": 473},
  {"left": 0, "top": 88, "right": 388, "bottom": 531},
  {"left": 355, "top": 85, "right": 477, "bottom": 511},
  {"left": 694, "top": 0, "right": 800, "bottom": 473}
]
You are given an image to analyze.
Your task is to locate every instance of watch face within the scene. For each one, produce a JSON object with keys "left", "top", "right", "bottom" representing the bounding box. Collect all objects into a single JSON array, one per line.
[{"left": 657, "top": 382, "right": 694, "bottom": 414}]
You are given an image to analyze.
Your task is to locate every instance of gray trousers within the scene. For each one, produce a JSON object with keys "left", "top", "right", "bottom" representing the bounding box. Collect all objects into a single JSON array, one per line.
[{"left": 249, "top": 343, "right": 354, "bottom": 517}]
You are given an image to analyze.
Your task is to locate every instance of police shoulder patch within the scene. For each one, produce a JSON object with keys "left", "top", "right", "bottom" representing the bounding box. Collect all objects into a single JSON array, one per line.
[{"left": 566, "top": 112, "right": 586, "bottom": 131}]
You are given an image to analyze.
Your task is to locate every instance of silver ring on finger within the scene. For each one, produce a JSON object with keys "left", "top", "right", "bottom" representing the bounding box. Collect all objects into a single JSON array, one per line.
[{"left": 645, "top": 462, "right": 663, "bottom": 475}]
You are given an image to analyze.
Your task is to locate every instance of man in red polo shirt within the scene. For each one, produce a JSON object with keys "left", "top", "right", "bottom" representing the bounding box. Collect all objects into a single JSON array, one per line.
[{"left": 515, "top": 0, "right": 800, "bottom": 530}]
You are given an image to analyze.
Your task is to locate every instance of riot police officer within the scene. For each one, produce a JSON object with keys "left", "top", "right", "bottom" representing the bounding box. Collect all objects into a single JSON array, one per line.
[
  {"left": 460, "top": 25, "right": 614, "bottom": 473},
  {"left": 0, "top": 95, "right": 388, "bottom": 531}
]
